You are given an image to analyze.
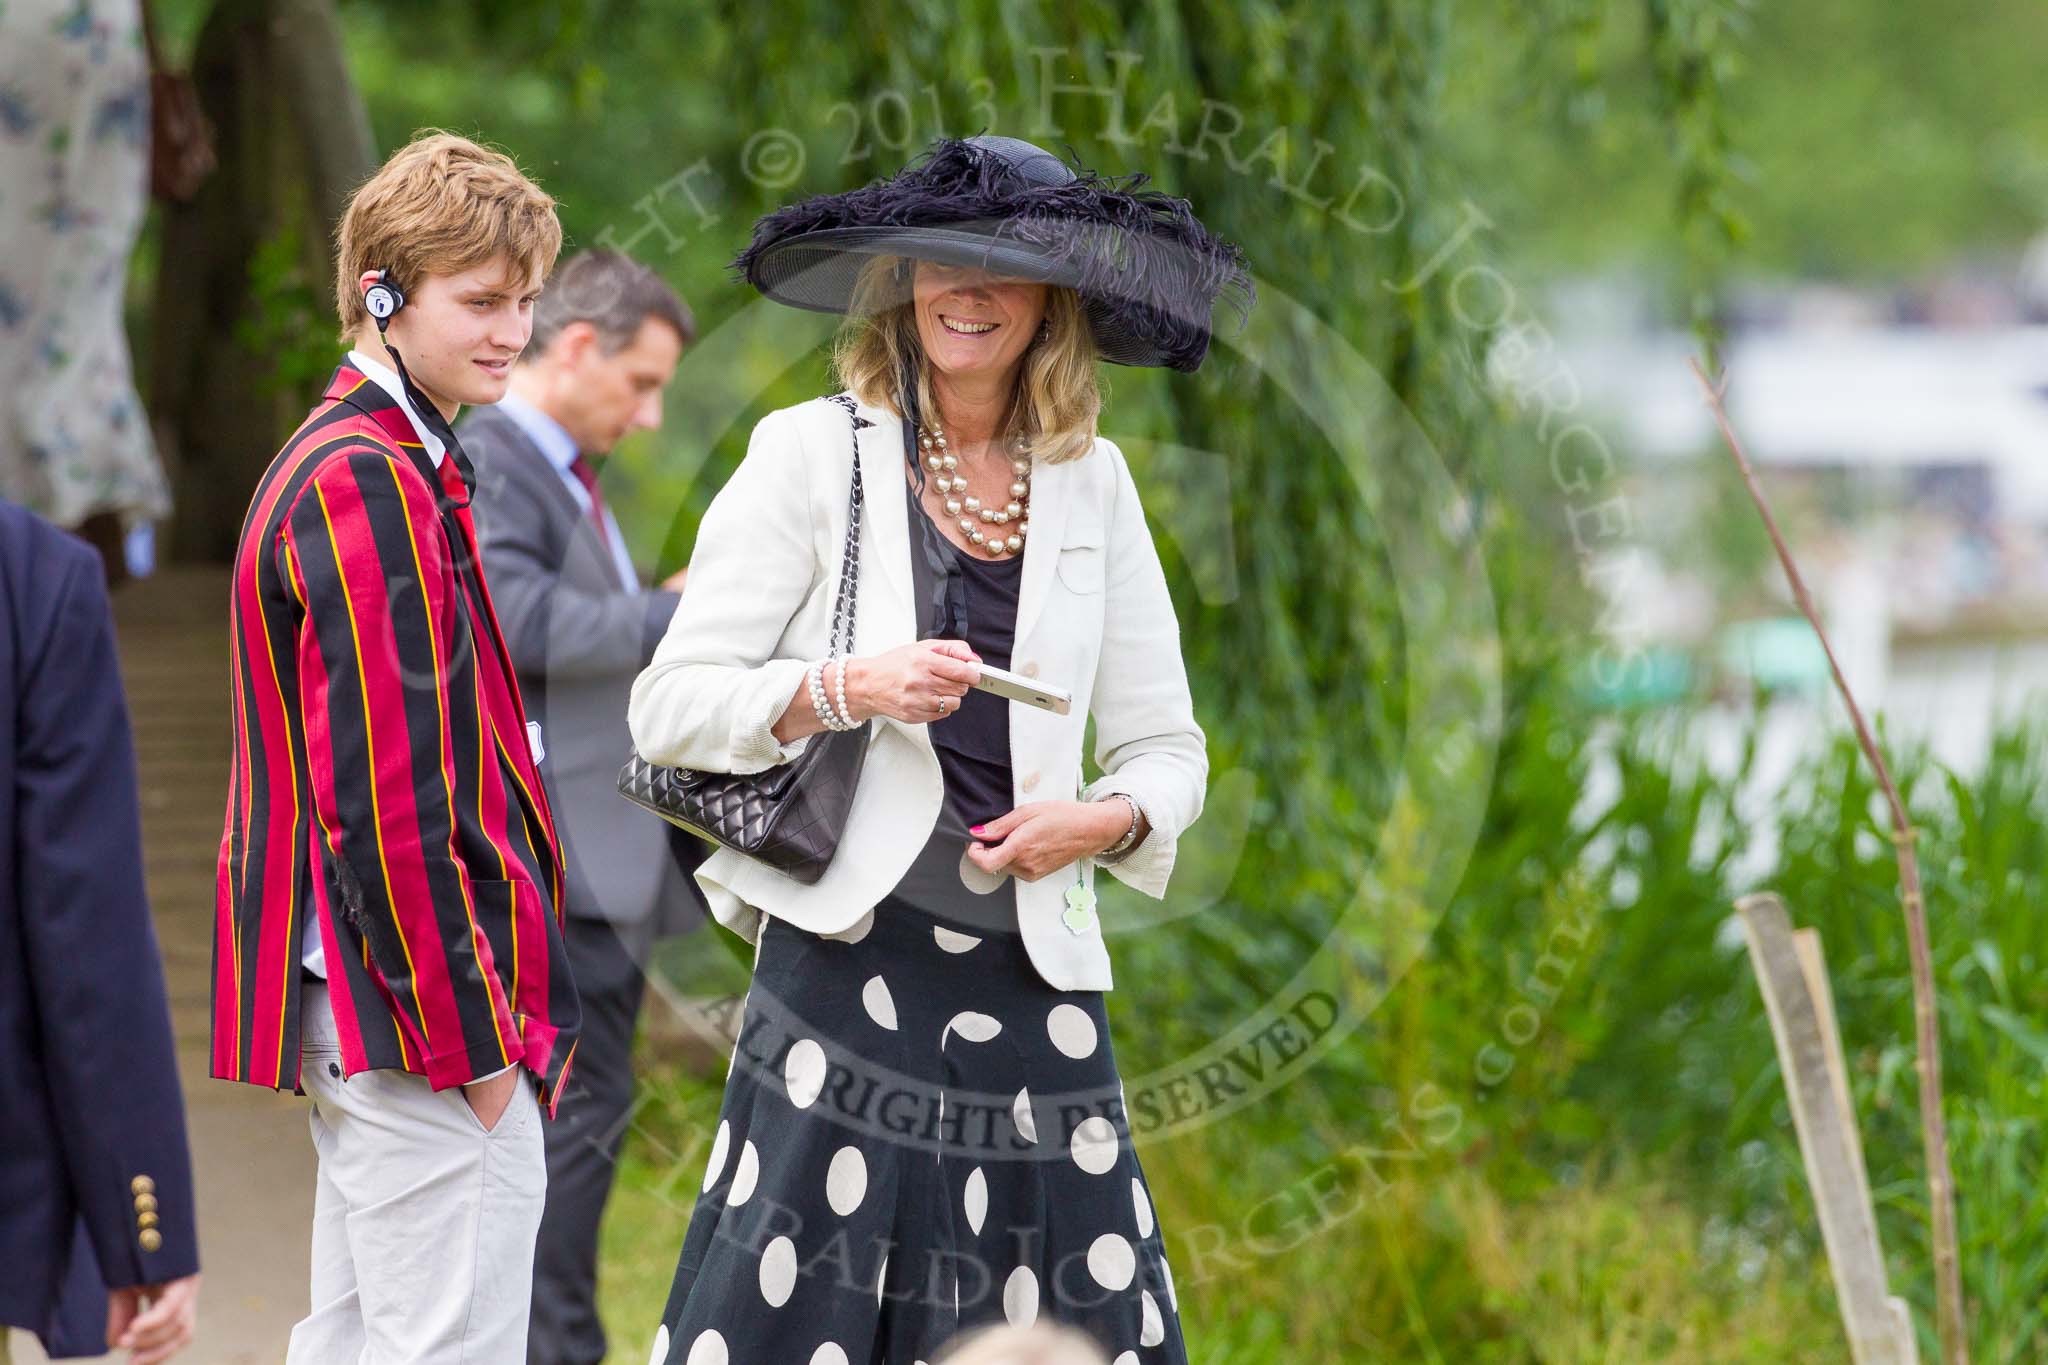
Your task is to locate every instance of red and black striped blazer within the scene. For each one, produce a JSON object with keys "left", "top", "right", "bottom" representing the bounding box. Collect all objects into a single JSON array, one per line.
[{"left": 213, "top": 362, "right": 579, "bottom": 1113}]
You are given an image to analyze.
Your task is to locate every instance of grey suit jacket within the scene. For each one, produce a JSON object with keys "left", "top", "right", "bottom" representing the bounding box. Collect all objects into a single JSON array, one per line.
[{"left": 462, "top": 405, "right": 707, "bottom": 933}]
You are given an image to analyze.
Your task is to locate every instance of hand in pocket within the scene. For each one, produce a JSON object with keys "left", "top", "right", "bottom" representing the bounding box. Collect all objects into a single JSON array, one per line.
[{"left": 462, "top": 1068, "right": 520, "bottom": 1132}]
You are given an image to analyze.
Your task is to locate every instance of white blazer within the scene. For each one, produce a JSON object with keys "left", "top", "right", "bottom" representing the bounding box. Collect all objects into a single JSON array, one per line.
[{"left": 627, "top": 393, "right": 1207, "bottom": 991}]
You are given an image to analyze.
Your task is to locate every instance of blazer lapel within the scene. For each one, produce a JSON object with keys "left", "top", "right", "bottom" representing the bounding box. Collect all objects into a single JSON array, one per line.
[
  {"left": 853, "top": 398, "right": 917, "bottom": 649},
  {"left": 1011, "top": 443, "right": 1070, "bottom": 646},
  {"left": 487, "top": 411, "right": 583, "bottom": 523}
]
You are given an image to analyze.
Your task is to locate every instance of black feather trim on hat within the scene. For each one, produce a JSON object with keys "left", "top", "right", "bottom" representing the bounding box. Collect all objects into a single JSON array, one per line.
[{"left": 732, "top": 136, "right": 1253, "bottom": 372}]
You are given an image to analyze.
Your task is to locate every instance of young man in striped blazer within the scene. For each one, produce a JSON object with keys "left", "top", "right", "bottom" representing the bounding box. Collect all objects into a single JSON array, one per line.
[{"left": 211, "top": 132, "right": 582, "bottom": 1362}]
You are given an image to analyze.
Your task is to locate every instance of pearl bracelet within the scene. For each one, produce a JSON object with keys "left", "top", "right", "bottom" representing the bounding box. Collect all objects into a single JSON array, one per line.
[
  {"left": 829, "top": 657, "right": 859, "bottom": 729},
  {"left": 808, "top": 660, "right": 857, "bottom": 732}
]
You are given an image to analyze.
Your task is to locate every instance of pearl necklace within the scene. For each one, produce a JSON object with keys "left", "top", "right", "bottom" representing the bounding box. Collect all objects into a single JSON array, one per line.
[{"left": 920, "top": 422, "right": 1031, "bottom": 556}]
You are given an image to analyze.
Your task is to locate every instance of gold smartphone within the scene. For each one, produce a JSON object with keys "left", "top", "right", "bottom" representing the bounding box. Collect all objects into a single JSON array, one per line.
[{"left": 969, "top": 662, "right": 1072, "bottom": 715}]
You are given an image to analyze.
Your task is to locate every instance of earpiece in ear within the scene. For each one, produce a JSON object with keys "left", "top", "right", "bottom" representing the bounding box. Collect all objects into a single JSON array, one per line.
[{"left": 363, "top": 269, "right": 405, "bottom": 330}]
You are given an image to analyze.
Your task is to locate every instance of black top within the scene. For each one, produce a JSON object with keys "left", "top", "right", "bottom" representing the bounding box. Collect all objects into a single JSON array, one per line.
[
  {"left": 883, "top": 416, "right": 1027, "bottom": 935},
  {"left": 923, "top": 551, "right": 1023, "bottom": 830},
  {"left": 902, "top": 426, "right": 1023, "bottom": 832}
]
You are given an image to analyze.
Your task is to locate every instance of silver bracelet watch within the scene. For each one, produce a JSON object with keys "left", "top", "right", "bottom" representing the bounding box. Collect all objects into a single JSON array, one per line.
[{"left": 1093, "top": 791, "right": 1143, "bottom": 863}]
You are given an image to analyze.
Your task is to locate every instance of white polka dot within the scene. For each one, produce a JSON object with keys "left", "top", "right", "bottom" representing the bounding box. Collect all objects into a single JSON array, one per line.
[
  {"left": 826, "top": 1146, "right": 868, "bottom": 1216},
  {"left": 728, "top": 1141, "right": 760, "bottom": 1206},
  {"left": 1162, "top": 1254, "right": 1177, "bottom": 1311},
  {"left": 701, "top": 1120, "right": 731, "bottom": 1192},
  {"left": 1013, "top": 1088, "right": 1037, "bottom": 1143},
  {"left": 1113, "top": 1355, "right": 1138, "bottom": 1365},
  {"left": 934, "top": 925, "right": 982, "bottom": 952},
  {"left": 808, "top": 1345, "right": 849, "bottom": 1365},
  {"left": 1088, "top": 1233, "right": 1135, "bottom": 1290},
  {"left": 760, "top": 1236, "right": 798, "bottom": 1307},
  {"left": 1070, "top": 1116, "right": 1119, "bottom": 1175},
  {"left": 684, "top": 1328, "right": 727, "bottom": 1365},
  {"left": 956, "top": 849, "right": 1009, "bottom": 893},
  {"left": 1139, "top": 1288, "right": 1164, "bottom": 1346},
  {"left": 1132, "top": 1178, "right": 1154, "bottom": 1237},
  {"left": 646, "top": 1323, "right": 669, "bottom": 1365},
  {"left": 785, "top": 1039, "right": 827, "bottom": 1109},
  {"left": 862, "top": 975, "right": 899, "bottom": 1030},
  {"left": 1047, "top": 1003, "right": 1098, "bottom": 1058},
  {"left": 1003, "top": 1265, "right": 1038, "bottom": 1328},
  {"left": 824, "top": 909, "right": 874, "bottom": 942},
  {"left": 964, "top": 1166, "right": 987, "bottom": 1233},
  {"left": 942, "top": 1011, "right": 1002, "bottom": 1046}
]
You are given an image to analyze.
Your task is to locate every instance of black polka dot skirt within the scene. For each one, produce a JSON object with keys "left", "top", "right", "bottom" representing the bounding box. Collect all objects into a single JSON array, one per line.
[{"left": 645, "top": 883, "right": 1189, "bottom": 1365}]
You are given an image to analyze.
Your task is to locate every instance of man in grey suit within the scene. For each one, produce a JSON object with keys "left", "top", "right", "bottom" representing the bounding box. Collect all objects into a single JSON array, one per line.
[{"left": 460, "top": 249, "right": 702, "bottom": 1365}]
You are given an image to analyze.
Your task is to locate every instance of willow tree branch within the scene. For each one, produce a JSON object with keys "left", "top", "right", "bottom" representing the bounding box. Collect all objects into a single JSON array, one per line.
[{"left": 1687, "top": 356, "right": 1965, "bottom": 1365}]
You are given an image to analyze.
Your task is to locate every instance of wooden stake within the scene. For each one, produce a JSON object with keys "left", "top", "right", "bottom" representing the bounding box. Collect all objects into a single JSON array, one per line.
[
  {"left": 1693, "top": 359, "right": 1965, "bottom": 1364},
  {"left": 1739, "top": 896, "right": 1919, "bottom": 1364}
]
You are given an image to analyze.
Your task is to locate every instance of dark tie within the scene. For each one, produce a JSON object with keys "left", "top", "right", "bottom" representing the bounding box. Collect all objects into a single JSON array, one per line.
[{"left": 567, "top": 454, "right": 613, "bottom": 554}]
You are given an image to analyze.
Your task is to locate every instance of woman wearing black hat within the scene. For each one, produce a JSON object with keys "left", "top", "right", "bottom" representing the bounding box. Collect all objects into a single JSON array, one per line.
[{"left": 629, "top": 134, "right": 1249, "bottom": 1365}]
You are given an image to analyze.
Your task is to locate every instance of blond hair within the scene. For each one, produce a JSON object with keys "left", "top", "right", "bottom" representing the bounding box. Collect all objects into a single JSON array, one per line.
[
  {"left": 932, "top": 1323, "right": 1112, "bottom": 1365},
  {"left": 831, "top": 256, "right": 1102, "bottom": 464},
  {"left": 333, "top": 131, "right": 562, "bottom": 340}
]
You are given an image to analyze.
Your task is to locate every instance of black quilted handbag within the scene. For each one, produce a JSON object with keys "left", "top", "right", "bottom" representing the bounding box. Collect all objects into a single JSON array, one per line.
[{"left": 617, "top": 396, "right": 873, "bottom": 884}]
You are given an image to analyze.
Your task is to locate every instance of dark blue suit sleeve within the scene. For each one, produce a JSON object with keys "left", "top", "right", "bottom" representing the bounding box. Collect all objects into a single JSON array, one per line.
[{"left": 16, "top": 549, "right": 198, "bottom": 1290}]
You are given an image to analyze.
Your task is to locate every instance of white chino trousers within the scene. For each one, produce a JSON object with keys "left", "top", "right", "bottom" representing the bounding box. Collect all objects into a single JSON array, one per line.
[{"left": 286, "top": 983, "right": 546, "bottom": 1364}]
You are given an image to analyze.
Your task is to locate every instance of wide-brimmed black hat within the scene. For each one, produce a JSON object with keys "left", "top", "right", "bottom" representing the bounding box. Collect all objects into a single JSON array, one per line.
[{"left": 732, "top": 134, "right": 1252, "bottom": 372}]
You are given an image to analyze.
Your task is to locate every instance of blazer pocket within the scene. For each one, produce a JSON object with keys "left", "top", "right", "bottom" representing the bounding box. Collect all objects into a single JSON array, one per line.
[{"left": 1055, "top": 540, "right": 1106, "bottom": 594}]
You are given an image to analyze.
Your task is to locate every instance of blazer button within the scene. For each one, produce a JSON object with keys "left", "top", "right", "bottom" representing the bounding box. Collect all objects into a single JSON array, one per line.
[
  {"left": 134, "top": 1193, "right": 159, "bottom": 1214},
  {"left": 139, "top": 1230, "right": 163, "bottom": 1253},
  {"left": 1021, "top": 771, "right": 1040, "bottom": 792},
  {"left": 1021, "top": 661, "right": 1040, "bottom": 678},
  {"left": 131, "top": 1175, "right": 155, "bottom": 1196},
  {"left": 138, "top": 1212, "right": 160, "bottom": 1229}
]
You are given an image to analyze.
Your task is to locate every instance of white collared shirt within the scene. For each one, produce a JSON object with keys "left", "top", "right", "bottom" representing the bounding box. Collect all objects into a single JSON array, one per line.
[
  {"left": 345, "top": 347, "right": 448, "bottom": 467},
  {"left": 494, "top": 390, "right": 638, "bottom": 593}
]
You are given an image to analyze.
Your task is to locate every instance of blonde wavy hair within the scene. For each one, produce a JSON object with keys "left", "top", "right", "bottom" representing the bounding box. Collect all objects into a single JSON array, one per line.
[
  {"left": 831, "top": 255, "right": 1102, "bottom": 464},
  {"left": 931, "top": 1322, "right": 1112, "bottom": 1365},
  {"left": 333, "top": 130, "right": 562, "bottom": 341}
]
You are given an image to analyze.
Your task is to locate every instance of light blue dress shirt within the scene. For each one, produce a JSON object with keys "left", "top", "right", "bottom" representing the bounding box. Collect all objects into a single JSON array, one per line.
[{"left": 494, "top": 390, "right": 639, "bottom": 593}]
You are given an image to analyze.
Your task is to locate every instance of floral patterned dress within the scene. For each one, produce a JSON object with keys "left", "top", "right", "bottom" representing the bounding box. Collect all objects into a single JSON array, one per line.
[{"left": 0, "top": 0, "right": 169, "bottom": 531}]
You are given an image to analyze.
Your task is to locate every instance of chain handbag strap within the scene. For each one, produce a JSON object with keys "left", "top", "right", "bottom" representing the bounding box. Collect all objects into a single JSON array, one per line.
[{"left": 824, "top": 394, "right": 868, "bottom": 661}]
